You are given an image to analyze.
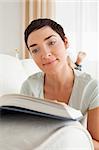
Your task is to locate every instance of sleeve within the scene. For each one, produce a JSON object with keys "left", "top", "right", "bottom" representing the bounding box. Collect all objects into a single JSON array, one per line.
[
  {"left": 88, "top": 79, "right": 99, "bottom": 110},
  {"left": 20, "top": 80, "right": 34, "bottom": 97},
  {"left": 80, "top": 79, "right": 99, "bottom": 114}
]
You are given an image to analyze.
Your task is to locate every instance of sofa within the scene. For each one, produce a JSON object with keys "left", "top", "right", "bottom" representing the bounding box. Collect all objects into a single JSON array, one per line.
[
  {"left": 0, "top": 54, "right": 41, "bottom": 96},
  {"left": 0, "top": 54, "right": 94, "bottom": 150}
]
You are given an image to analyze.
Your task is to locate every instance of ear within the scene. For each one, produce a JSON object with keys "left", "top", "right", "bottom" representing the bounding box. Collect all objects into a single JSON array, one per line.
[{"left": 64, "top": 37, "right": 69, "bottom": 49}]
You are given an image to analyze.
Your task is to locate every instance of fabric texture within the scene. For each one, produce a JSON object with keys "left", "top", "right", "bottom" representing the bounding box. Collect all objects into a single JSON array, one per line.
[
  {"left": 21, "top": 70, "right": 99, "bottom": 118},
  {"left": 0, "top": 114, "right": 94, "bottom": 150}
]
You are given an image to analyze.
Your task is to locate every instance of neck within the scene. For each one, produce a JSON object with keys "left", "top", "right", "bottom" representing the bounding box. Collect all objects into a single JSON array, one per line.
[{"left": 44, "top": 66, "right": 74, "bottom": 88}]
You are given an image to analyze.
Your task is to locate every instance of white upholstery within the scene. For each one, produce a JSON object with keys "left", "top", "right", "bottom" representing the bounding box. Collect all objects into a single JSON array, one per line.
[
  {"left": 0, "top": 115, "right": 94, "bottom": 150},
  {"left": 0, "top": 54, "right": 26, "bottom": 95},
  {"left": 0, "top": 54, "right": 94, "bottom": 150},
  {"left": 0, "top": 54, "right": 41, "bottom": 96}
]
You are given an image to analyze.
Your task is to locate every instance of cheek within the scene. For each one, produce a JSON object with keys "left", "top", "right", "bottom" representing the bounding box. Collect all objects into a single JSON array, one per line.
[
  {"left": 54, "top": 43, "right": 66, "bottom": 56},
  {"left": 54, "top": 45, "right": 67, "bottom": 62}
]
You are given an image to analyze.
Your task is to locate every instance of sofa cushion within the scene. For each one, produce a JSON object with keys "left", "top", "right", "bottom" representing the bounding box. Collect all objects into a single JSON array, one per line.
[
  {"left": 0, "top": 54, "right": 42, "bottom": 96},
  {"left": 0, "top": 54, "right": 27, "bottom": 95}
]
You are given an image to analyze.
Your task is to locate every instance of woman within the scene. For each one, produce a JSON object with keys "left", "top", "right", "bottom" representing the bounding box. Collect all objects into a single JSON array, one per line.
[{"left": 21, "top": 18, "right": 99, "bottom": 149}]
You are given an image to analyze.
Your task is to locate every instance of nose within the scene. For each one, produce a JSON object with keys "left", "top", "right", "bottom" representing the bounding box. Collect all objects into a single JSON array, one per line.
[
  {"left": 42, "top": 53, "right": 52, "bottom": 59},
  {"left": 41, "top": 47, "right": 52, "bottom": 59}
]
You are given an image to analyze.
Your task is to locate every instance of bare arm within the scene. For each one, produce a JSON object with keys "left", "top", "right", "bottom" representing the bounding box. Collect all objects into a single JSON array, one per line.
[{"left": 87, "top": 107, "right": 99, "bottom": 150}]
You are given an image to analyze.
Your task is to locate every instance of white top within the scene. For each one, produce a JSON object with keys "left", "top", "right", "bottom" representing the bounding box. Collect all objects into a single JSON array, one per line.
[{"left": 21, "top": 70, "right": 99, "bottom": 116}]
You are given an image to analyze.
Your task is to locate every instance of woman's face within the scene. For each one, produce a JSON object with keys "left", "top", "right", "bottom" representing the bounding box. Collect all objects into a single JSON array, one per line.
[{"left": 27, "top": 26, "right": 68, "bottom": 74}]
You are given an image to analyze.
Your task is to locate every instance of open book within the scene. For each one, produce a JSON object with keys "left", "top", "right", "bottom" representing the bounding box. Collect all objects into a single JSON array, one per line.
[{"left": 0, "top": 94, "right": 83, "bottom": 120}]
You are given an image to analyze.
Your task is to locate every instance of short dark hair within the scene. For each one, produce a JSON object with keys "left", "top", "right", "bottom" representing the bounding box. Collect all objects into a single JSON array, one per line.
[{"left": 24, "top": 18, "right": 66, "bottom": 49}]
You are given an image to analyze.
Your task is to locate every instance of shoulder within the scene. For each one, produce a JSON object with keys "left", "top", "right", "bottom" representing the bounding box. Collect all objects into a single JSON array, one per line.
[
  {"left": 74, "top": 70, "right": 99, "bottom": 95},
  {"left": 23, "top": 72, "right": 44, "bottom": 88},
  {"left": 74, "top": 69, "right": 91, "bottom": 79},
  {"left": 74, "top": 70, "right": 99, "bottom": 111},
  {"left": 27, "top": 71, "right": 44, "bottom": 82},
  {"left": 20, "top": 72, "right": 44, "bottom": 96},
  {"left": 74, "top": 70, "right": 93, "bottom": 86}
]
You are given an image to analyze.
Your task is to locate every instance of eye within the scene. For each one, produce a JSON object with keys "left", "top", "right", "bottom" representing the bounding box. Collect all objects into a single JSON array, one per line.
[
  {"left": 31, "top": 48, "right": 40, "bottom": 54},
  {"left": 49, "top": 40, "right": 56, "bottom": 46}
]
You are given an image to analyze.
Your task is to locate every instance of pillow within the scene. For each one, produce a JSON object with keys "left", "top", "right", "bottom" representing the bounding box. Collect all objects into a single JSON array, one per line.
[
  {"left": 0, "top": 54, "right": 42, "bottom": 96},
  {"left": 0, "top": 54, "right": 27, "bottom": 96}
]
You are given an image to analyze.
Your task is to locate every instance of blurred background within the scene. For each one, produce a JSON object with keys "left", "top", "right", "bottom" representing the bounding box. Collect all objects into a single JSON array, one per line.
[{"left": 0, "top": 0, "right": 99, "bottom": 79}]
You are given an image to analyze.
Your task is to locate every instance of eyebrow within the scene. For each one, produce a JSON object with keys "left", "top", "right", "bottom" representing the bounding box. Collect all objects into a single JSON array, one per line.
[
  {"left": 29, "top": 35, "right": 56, "bottom": 48},
  {"left": 44, "top": 35, "right": 56, "bottom": 41}
]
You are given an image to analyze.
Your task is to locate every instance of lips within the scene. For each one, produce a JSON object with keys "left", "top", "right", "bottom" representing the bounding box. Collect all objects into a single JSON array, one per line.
[{"left": 43, "top": 59, "right": 57, "bottom": 66}]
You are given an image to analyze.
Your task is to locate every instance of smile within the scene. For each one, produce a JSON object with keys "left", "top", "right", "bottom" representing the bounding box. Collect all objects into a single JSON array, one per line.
[{"left": 43, "top": 59, "right": 57, "bottom": 66}]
